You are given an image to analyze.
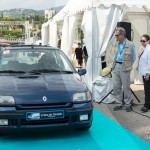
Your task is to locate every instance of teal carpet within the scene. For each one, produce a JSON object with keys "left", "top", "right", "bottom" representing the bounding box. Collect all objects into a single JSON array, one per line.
[{"left": 0, "top": 109, "right": 150, "bottom": 150}]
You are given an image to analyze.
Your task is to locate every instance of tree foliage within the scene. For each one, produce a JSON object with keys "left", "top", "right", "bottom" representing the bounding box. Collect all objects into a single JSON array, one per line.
[{"left": 0, "top": 15, "right": 47, "bottom": 39}]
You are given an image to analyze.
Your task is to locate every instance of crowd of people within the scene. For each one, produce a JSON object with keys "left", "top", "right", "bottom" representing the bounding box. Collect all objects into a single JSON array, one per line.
[
  {"left": 111, "top": 27, "right": 150, "bottom": 113},
  {"left": 59, "top": 27, "right": 150, "bottom": 113}
]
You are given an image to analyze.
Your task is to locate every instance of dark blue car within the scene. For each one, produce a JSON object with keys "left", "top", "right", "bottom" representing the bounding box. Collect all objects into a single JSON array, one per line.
[{"left": 0, "top": 45, "right": 93, "bottom": 132}]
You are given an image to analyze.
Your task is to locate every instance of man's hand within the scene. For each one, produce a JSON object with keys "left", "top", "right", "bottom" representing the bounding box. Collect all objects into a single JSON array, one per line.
[{"left": 144, "top": 74, "right": 150, "bottom": 81}]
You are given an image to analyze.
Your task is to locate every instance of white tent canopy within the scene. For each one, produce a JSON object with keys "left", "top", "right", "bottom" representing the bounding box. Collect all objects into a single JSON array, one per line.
[
  {"left": 53, "top": 0, "right": 150, "bottom": 23},
  {"left": 42, "top": 0, "right": 150, "bottom": 91},
  {"left": 81, "top": 4, "right": 127, "bottom": 90},
  {"left": 41, "top": 21, "right": 50, "bottom": 45},
  {"left": 52, "top": 0, "right": 91, "bottom": 23}
]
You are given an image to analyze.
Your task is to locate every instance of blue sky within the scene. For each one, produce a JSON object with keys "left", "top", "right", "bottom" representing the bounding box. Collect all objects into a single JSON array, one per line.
[{"left": 0, "top": 0, "right": 69, "bottom": 10}]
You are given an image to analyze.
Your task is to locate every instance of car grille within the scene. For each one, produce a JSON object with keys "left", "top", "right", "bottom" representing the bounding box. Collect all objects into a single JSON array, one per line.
[
  {"left": 16, "top": 103, "right": 73, "bottom": 110},
  {"left": 20, "top": 117, "right": 69, "bottom": 125},
  {"left": 9, "top": 116, "right": 77, "bottom": 127}
]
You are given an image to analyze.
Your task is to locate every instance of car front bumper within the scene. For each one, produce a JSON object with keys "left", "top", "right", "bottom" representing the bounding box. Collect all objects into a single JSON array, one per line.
[{"left": 0, "top": 102, "right": 93, "bottom": 131}]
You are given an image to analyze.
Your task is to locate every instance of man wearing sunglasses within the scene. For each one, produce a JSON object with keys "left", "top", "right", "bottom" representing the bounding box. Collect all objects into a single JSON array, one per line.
[{"left": 112, "top": 27, "right": 136, "bottom": 112}]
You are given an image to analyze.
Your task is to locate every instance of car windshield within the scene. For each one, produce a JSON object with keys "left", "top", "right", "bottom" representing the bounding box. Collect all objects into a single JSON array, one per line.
[{"left": 0, "top": 48, "right": 75, "bottom": 73}]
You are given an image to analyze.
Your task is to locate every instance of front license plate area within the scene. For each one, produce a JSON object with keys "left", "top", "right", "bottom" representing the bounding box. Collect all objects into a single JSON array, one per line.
[{"left": 26, "top": 110, "right": 64, "bottom": 121}]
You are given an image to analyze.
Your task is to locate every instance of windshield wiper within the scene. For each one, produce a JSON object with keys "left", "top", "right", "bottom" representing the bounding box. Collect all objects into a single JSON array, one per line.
[
  {"left": 27, "top": 70, "right": 41, "bottom": 74},
  {"left": 29, "top": 69, "right": 61, "bottom": 73},
  {"left": 0, "top": 70, "right": 26, "bottom": 73},
  {"left": 59, "top": 70, "right": 73, "bottom": 74},
  {"left": 28, "top": 69, "right": 73, "bottom": 74}
]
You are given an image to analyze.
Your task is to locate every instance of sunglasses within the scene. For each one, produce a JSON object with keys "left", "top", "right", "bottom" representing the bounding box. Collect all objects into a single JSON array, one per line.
[
  {"left": 115, "top": 34, "right": 121, "bottom": 37},
  {"left": 140, "top": 40, "right": 147, "bottom": 43}
]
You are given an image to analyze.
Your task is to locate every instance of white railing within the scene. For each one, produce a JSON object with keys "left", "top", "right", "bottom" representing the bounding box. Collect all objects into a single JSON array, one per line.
[
  {"left": 0, "top": 37, "right": 25, "bottom": 43},
  {"left": 0, "top": 37, "right": 41, "bottom": 44}
]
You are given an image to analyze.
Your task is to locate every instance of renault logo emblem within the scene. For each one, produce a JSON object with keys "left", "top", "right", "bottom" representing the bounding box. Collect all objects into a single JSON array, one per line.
[{"left": 42, "top": 96, "right": 47, "bottom": 102}]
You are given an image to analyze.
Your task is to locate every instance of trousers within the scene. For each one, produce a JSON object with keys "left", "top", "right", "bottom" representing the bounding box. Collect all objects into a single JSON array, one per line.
[
  {"left": 112, "top": 63, "right": 131, "bottom": 106},
  {"left": 143, "top": 77, "right": 150, "bottom": 108}
]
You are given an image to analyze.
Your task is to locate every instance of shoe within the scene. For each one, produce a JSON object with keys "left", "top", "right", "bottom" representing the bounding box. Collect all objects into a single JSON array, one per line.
[
  {"left": 126, "top": 106, "right": 132, "bottom": 112},
  {"left": 113, "top": 106, "right": 122, "bottom": 111},
  {"left": 141, "top": 106, "right": 148, "bottom": 113}
]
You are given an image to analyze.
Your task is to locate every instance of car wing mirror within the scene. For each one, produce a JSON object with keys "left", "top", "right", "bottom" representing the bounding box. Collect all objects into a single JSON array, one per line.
[{"left": 78, "top": 68, "right": 86, "bottom": 76}]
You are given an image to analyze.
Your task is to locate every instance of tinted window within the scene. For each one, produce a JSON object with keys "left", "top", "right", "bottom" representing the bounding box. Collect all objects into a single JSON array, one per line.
[{"left": 0, "top": 48, "right": 75, "bottom": 72}]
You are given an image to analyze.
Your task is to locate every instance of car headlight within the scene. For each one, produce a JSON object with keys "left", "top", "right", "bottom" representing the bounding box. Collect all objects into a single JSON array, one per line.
[
  {"left": 73, "top": 91, "right": 91, "bottom": 102},
  {"left": 0, "top": 96, "right": 15, "bottom": 106}
]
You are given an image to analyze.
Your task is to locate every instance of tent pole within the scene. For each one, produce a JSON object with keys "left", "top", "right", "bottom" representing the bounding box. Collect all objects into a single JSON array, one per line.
[{"left": 91, "top": 7, "right": 96, "bottom": 99}]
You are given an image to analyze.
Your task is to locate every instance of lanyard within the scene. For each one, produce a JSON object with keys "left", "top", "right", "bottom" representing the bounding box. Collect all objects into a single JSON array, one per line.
[{"left": 118, "top": 40, "right": 126, "bottom": 55}]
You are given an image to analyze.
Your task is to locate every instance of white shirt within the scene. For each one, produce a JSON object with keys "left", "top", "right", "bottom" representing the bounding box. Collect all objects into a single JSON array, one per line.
[{"left": 138, "top": 44, "right": 150, "bottom": 76}]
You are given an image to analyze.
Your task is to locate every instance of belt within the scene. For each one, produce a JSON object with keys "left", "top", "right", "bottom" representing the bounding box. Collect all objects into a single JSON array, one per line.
[{"left": 116, "top": 61, "right": 122, "bottom": 64}]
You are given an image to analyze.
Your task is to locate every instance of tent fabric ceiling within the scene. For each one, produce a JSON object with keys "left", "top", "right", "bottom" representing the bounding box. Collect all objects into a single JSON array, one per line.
[
  {"left": 93, "top": 0, "right": 150, "bottom": 9},
  {"left": 53, "top": 0, "right": 150, "bottom": 23},
  {"left": 52, "top": 0, "right": 91, "bottom": 23}
]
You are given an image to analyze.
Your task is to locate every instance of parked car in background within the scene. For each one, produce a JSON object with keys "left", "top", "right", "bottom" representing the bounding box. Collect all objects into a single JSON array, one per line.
[{"left": 0, "top": 45, "right": 93, "bottom": 132}]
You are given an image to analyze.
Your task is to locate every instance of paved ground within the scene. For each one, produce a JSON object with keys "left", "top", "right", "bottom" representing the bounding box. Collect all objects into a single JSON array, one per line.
[{"left": 93, "top": 84, "right": 150, "bottom": 144}]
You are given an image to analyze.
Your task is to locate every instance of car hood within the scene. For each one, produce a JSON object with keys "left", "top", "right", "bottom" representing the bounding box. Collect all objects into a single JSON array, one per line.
[{"left": 0, "top": 73, "right": 87, "bottom": 104}]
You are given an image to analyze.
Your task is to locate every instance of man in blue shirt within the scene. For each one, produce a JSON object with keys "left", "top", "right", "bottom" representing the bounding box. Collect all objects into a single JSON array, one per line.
[{"left": 112, "top": 27, "right": 136, "bottom": 112}]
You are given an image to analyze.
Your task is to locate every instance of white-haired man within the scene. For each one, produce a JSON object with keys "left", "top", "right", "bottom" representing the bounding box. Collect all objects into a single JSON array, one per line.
[{"left": 112, "top": 27, "right": 136, "bottom": 112}]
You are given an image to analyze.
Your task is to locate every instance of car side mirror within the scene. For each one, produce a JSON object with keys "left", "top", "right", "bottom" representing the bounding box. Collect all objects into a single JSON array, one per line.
[{"left": 78, "top": 68, "right": 86, "bottom": 76}]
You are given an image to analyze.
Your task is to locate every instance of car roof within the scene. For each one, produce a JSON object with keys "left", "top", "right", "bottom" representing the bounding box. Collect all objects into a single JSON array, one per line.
[{"left": 0, "top": 45, "right": 60, "bottom": 51}]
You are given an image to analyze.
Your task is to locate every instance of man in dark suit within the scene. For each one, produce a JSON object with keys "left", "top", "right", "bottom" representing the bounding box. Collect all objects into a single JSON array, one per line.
[{"left": 74, "top": 43, "right": 83, "bottom": 67}]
